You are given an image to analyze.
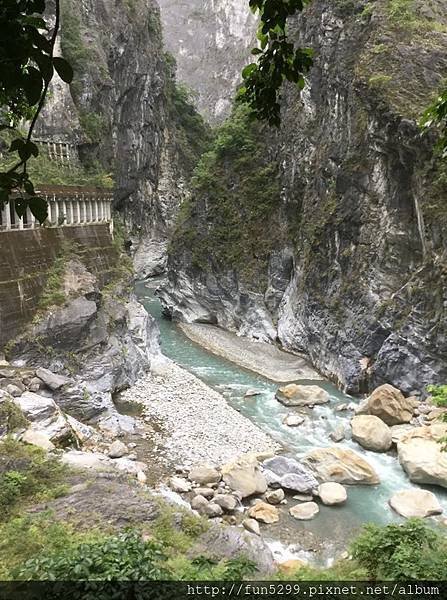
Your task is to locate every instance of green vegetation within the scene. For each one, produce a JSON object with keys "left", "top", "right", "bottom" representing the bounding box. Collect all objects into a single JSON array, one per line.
[
  {"left": 170, "top": 103, "right": 280, "bottom": 290},
  {"left": 37, "top": 241, "right": 79, "bottom": 310},
  {"left": 0, "top": 438, "right": 68, "bottom": 521},
  {"left": 60, "top": 0, "right": 96, "bottom": 100},
  {"left": 0, "top": 400, "right": 29, "bottom": 434},
  {"left": 0, "top": 0, "right": 73, "bottom": 222},
  {"left": 351, "top": 519, "right": 447, "bottom": 580},
  {"left": 164, "top": 53, "right": 211, "bottom": 174},
  {"left": 0, "top": 130, "right": 114, "bottom": 188}
]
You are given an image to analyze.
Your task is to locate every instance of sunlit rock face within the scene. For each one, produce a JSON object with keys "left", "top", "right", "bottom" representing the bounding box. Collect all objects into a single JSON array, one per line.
[{"left": 157, "top": 0, "right": 256, "bottom": 122}]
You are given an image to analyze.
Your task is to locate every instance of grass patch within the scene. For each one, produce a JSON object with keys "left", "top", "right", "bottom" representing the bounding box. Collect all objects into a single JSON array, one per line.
[
  {"left": 0, "top": 400, "right": 29, "bottom": 434},
  {"left": 0, "top": 439, "right": 69, "bottom": 521}
]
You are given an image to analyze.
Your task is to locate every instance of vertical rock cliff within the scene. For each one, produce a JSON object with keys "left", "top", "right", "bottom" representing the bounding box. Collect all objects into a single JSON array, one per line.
[
  {"left": 160, "top": 0, "right": 447, "bottom": 394},
  {"left": 157, "top": 0, "right": 256, "bottom": 122},
  {"left": 34, "top": 0, "right": 208, "bottom": 277}
]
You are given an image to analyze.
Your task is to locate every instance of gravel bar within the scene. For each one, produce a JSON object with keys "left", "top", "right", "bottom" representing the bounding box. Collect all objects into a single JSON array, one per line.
[
  {"left": 120, "top": 359, "right": 279, "bottom": 468},
  {"left": 179, "top": 323, "right": 320, "bottom": 383}
]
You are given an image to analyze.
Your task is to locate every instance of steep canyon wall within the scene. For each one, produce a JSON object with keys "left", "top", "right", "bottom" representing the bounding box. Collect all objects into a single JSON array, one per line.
[{"left": 160, "top": 0, "right": 447, "bottom": 395}]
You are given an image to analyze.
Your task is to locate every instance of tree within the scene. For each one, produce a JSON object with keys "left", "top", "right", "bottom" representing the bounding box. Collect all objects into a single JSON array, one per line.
[
  {"left": 0, "top": 0, "right": 73, "bottom": 223},
  {"left": 238, "top": 0, "right": 313, "bottom": 127}
]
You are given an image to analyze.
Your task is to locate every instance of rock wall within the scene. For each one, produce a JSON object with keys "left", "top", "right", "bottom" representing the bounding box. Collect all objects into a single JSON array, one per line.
[
  {"left": 33, "top": 0, "right": 207, "bottom": 277},
  {"left": 0, "top": 223, "right": 116, "bottom": 347},
  {"left": 160, "top": 0, "right": 447, "bottom": 395},
  {"left": 157, "top": 0, "right": 256, "bottom": 122}
]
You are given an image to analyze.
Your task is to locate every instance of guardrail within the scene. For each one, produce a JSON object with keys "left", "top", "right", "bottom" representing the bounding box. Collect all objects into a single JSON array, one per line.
[{"left": 0, "top": 185, "right": 114, "bottom": 232}]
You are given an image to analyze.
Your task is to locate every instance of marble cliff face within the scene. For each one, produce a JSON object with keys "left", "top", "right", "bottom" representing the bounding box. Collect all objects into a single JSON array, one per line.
[{"left": 159, "top": 0, "right": 447, "bottom": 394}]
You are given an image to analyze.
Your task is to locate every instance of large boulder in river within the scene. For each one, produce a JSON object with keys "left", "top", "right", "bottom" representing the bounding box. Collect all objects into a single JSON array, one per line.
[
  {"left": 389, "top": 489, "right": 443, "bottom": 518},
  {"left": 318, "top": 482, "right": 347, "bottom": 505},
  {"left": 262, "top": 456, "right": 318, "bottom": 494},
  {"left": 351, "top": 415, "right": 392, "bottom": 452},
  {"left": 365, "top": 384, "right": 417, "bottom": 425},
  {"left": 222, "top": 454, "right": 267, "bottom": 498},
  {"left": 248, "top": 501, "right": 280, "bottom": 524},
  {"left": 397, "top": 424, "right": 447, "bottom": 488},
  {"left": 289, "top": 502, "right": 319, "bottom": 520},
  {"left": 303, "top": 447, "right": 380, "bottom": 485},
  {"left": 275, "top": 384, "right": 329, "bottom": 407}
]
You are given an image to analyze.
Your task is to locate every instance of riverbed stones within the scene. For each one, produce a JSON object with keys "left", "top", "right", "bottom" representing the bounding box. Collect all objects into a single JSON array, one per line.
[
  {"left": 289, "top": 502, "right": 319, "bottom": 520},
  {"left": 275, "top": 384, "right": 330, "bottom": 407},
  {"left": 204, "top": 503, "right": 224, "bottom": 518},
  {"left": 221, "top": 454, "right": 267, "bottom": 498},
  {"left": 191, "top": 495, "right": 209, "bottom": 513},
  {"left": 108, "top": 440, "right": 128, "bottom": 459},
  {"left": 365, "top": 384, "right": 417, "bottom": 425},
  {"left": 329, "top": 424, "right": 345, "bottom": 443},
  {"left": 389, "top": 489, "right": 443, "bottom": 518},
  {"left": 188, "top": 465, "right": 221, "bottom": 485},
  {"left": 283, "top": 414, "right": 305, "bottom": 427},
  {"left": 397, "top": 424, "right": 447, "bottom": 488},
  {"left": 262, "top": 456, "right": 318, "bottom": 494},
  {"left": 318, "top": 482, "right": 347, "bottom": 505},
  {"left": 303, "top": 447, "right": 380, "bottom": 485},
  {"left": 170, "top": 476, "right": 192, "bottom": 493},
  {"left": 248, "top": 501, "right": 280, "bottom": 524},
  {"left": 214, "top": 494, "right": 238, "bottom": 512},
  {"left": 351, "top": 415, "right": 392, "bottom": 452},
  {"left": 194, "top": 487, "right": 215, "bottom": 499},
  {"left": 265, "top": 488, "right": 285, "bottom": 505},
  {"left": 243, "top": 518, "right": 260, "bottom": 536}
]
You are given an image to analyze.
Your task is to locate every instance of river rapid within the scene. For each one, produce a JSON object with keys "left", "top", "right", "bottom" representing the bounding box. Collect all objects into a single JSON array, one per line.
[{"left": 136, "top": 279, "right": 447, "bottom": 562}]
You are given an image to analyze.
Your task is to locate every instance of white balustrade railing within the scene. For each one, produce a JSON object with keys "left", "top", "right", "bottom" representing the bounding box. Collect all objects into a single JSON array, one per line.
[{"left": 0, "top": 186, "right": 114, "bottom": 232}]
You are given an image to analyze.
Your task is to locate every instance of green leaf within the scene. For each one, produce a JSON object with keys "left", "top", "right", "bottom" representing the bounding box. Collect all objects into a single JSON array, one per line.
[
  {"left": 23, "top": 67, "right": 43, "bottom": 106},
  {"left": 53, "top": 57, "right": 74, "bottom": 84},
  {"left": 29, "top": 196, "right": 48, "bottom": 224},
  {"left": 242, "top": 63, "right": 257, "bottom": 79}
]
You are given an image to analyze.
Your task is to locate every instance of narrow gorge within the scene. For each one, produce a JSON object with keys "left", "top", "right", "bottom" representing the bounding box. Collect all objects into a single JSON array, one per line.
[{"left": 1, "top": 0, "right": 447, "bottom": 586}]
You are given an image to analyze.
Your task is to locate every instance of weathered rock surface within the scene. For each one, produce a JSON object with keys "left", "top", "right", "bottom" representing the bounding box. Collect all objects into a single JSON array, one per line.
[
  {"left": 397, "top": 425, "right": 447, "bottom": 488},
  {"left": 242, "top": 518, "right": 260, "bottom": 536},
  {"left": 192, "top": 523, "right": 275, "bottom": 574},
  {"left": 61, "top": 450, "right": 147, "bottom": 476},
  {"left": 365, "top": 385, "right": 417, "bottom": 426},
  {"left": 188, "top": 466, "right": 221, "bottom": 485},
  {"left": 289, "top": 502, "right": 319, "bottom": 520},
  {"left": 351, "top": 415, "right": 392, "bottom": 452},
  {"left": 318, "top": 482, "right": 347, "bottom": 506},
  {"left": 303, "top": 447, "right": 380, "bottom": 485},
  {"left": 21, "top": 429, "right": 55, "bottom": 451},
  {"left": 213, "top": 494, "right": 238, "bottom": 512},
  {"left": 389, "top": 489, "right": 443, "bottom": 518},
  {"left": 159, "top": 0, "right": 447, "bottom": 395},
  {"left": 276, "top": 384, "right": 330, "bottom": 407},
  {"left": 248, "top": 501, "right": 280, "bottom": 524},
  {"left": 265, "top": 488, "right": 285, "bottom": 505},
  {"left": 167, "top": 477, "right": 189, "bottom": 494},
  {"left": 108, "top": 441, "right": 128, "bottom": 459},
  {"left": 221, "top": 454, "right": 267, "bottom": 498},
  {"left": 283, "top": 414, "right": 305, "bottom": 427},
  {"left": 263, "top": 456, "right": 319, "bottom": 494}
]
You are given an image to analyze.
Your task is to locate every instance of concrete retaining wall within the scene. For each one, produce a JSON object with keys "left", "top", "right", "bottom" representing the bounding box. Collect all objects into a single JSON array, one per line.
[{"left": 0, "top": 224, "right": 118, "bottom": 347}]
